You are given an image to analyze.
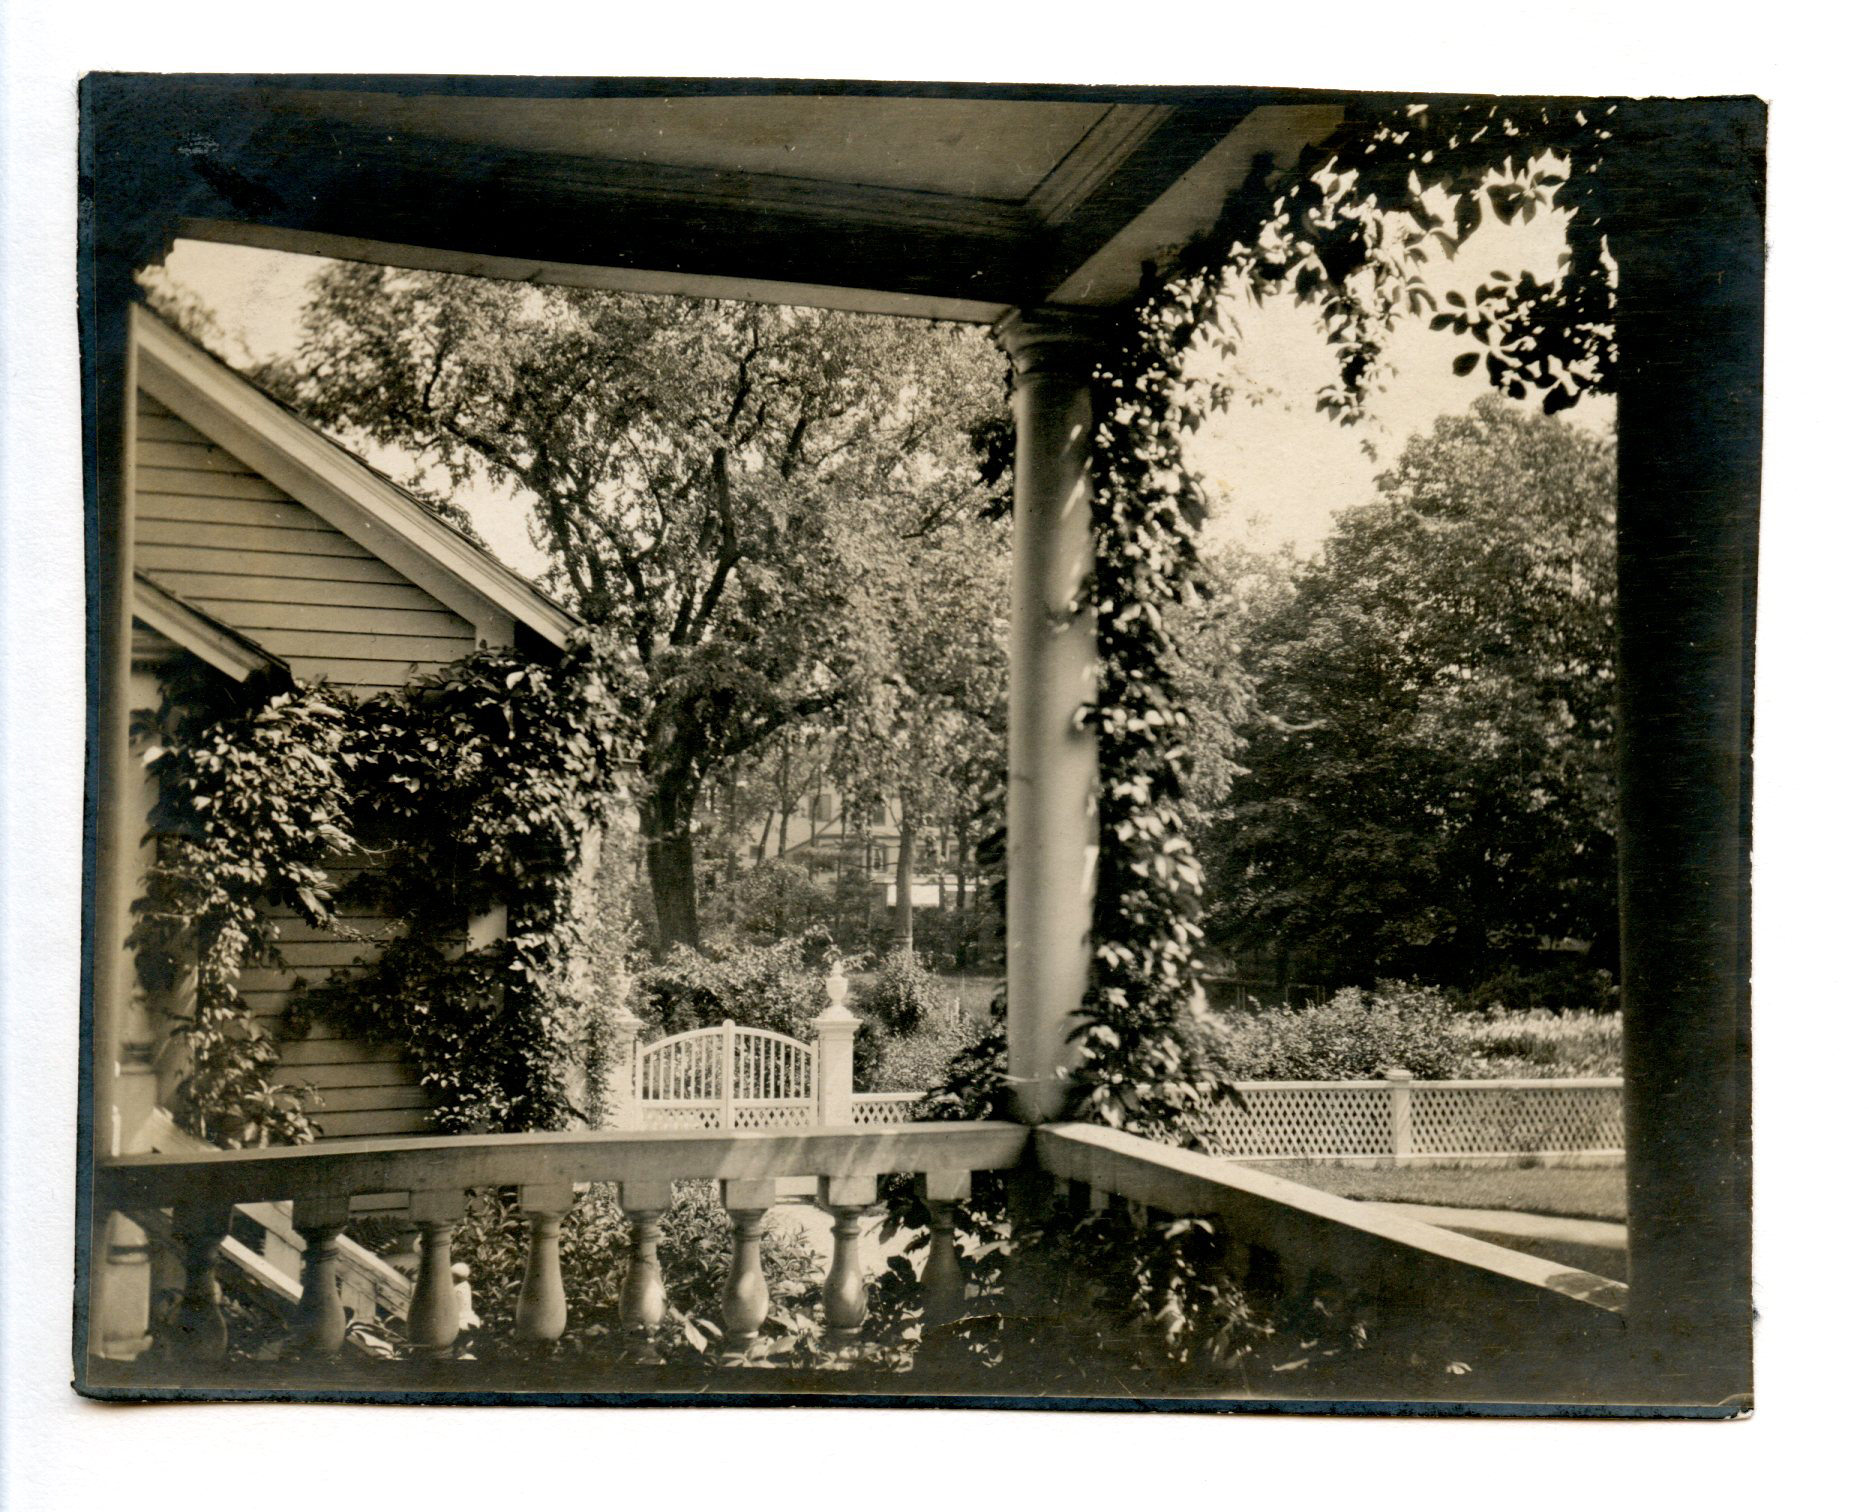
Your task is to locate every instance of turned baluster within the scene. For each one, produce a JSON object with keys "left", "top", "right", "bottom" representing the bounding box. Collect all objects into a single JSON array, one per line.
[
  {"left": 407, "top": 1189, "right": 464, "bottom": 1352},
  {"left": 618, "top": 1180, "right": 672, "bottom": 1363},
  {"left": 719, "top": 1179, "right": 775, "bottom": 1353},
  {"left": 291, "top": 1194, "right": 351, "bottom": 1358},
  {"left": 917, "top": 1170, "right": 971, "bottom": 1330},
  {"left": 170, "top": 1201, "right": 230, "bottom": 1360},
  {"left": 514, "top": 1183, "right": 575, "bottom": 1346},
  {"left": 817, "top": 1175, "right": 877, "bottom": 1341}
]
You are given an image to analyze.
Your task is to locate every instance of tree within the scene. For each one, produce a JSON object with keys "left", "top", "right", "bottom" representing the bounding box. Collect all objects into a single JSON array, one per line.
[
  {"left": 1202, "top": 397, "right": 1617, "bottom": 989},
  {"left": 255, "top": 264, "right": 1004, "bottom": 950},
  {"left": 829, "top": 511, "right": 1009, "bottom": 952}
]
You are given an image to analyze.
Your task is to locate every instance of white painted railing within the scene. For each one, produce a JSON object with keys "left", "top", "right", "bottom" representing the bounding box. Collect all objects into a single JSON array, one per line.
[{"left": 1181, "top": 1072, "right": 1624, "bottom": 1165}]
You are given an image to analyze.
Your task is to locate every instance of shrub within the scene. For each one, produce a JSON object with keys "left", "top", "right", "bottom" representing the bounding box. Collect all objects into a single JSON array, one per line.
[
  {"left": 699, "top": 859, "right": 840, "bottom": 947},
  {"left": 640, "top": 937, "right": 830, "bottom": 1042},
  {"left": 864, "top": 1015, "right": 973, "bottom": 1093},
  {"left": 854, "top": 949, "right": 944, "bottom": 1036},
  {"left": 1199, "top": 982, "right": 1464, "bottom": 1082},
  {"left": 1449, "top": 1007, "right": 1623, "bottom": 1078}
]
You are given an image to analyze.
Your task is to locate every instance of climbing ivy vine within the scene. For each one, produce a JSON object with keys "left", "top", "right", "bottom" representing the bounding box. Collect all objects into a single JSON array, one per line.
[
  {"left": 1068, "top": 97, "right": 1619, "bottom": 1140},
  {"left": 132, "top": 632, "right": 641, "bottom": 1145},
  {"left": 130, "top": 668, "right": 354, "bottom": 1147},
  {"left": 289, "top": 636, "right": 641, "bottom": 1133}
]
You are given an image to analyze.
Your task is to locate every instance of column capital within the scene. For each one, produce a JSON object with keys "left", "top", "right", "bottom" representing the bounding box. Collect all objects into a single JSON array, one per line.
[{"left": 992, "top": 306, "right": 1110, "bottom": 383}]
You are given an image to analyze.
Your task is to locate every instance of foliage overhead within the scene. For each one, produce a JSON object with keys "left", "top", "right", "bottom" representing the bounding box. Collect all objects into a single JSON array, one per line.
[
  {"left": 1224, "top": 99, "right": 1618, "bottom": 421},
  {"left": 1203, "top": 398, "right": 1618, "bottom": 987},
  {"left": 256, "top": 266, "right": 1006, "bottom": 951}
]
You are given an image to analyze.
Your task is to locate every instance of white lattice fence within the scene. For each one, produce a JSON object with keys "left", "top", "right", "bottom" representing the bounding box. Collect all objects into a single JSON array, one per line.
[
  {"left": 1182, "top": 1083, "right": 1394, "bottom": 1160},
  {"left": 851, "top": 1092, "right": 923, "bottom": 1126},
  {"left": 1184, "top": 1075, "right": 1623, "bottom": 1164},
  {"left": 1409, "top": 1080, "right": 1622, "bottom": 1159}
]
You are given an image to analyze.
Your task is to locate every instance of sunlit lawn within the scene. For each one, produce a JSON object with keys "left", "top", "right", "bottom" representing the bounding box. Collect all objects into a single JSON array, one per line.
[{"left": 1248, "top": 1162, "right": 1626, "bottom": 1222}]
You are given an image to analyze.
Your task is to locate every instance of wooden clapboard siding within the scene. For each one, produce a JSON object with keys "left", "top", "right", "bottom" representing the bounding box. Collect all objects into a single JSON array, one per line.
[
  {"left": 144, "top": 572, "right": 448, "bottom": 612},
  {"left": 131, "top": 392, "right": 472, "bottom": 1140},
  {"left": 132, "top": 394, "right": 480, "bottom": 694},
  {"left": 251, "top": 891, "right": 442, "bottom": 1140},
  {"left": 316, "top": 1109, "right": 435, "bottom": 1138}
]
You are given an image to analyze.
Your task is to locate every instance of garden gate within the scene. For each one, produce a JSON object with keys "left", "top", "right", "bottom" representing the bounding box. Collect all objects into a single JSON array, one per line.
[
  {"left": 633, "top": 1020, "right": 818, "bottom": 1131},
  {"left": 613, "top": 971, "right": 924, "bottom": 1130}
]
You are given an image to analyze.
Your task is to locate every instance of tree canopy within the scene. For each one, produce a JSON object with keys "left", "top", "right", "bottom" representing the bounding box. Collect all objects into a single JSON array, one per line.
[
  {"left": 1202, "top": 397, "right": 1617, "bottom": 990},
  {"left": 254, "top": 264, "right": 1007, "bottom": 949}
]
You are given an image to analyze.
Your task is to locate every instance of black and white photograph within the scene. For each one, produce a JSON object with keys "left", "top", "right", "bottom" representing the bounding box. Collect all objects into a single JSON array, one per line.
[
  {"left": 17, "top": 17, "right": 1841, "bottom": 1478},
  {"left": 62, "top": 72, "right": 1757, "bottom": 1414}
]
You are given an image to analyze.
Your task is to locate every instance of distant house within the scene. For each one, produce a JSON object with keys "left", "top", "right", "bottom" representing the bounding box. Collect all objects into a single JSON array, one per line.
[
  {"left": 125, "top": 306, "right": 576, "bottom": 1142},
  {"left": 743, "top": 782, "right": 970, "bottom": 913}
]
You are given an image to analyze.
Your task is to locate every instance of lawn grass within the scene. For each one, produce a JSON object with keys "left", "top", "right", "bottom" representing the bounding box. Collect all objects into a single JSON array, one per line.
[
  {"left": 935, "top": 971, "right": 1003, "bottom": 1023},
  {"left": 1443, "top": 1228, "right": 1628, "bottom": 1282},
  {"left": 1247, "top": 1162, "right": 1626, "bottom": 1222}
]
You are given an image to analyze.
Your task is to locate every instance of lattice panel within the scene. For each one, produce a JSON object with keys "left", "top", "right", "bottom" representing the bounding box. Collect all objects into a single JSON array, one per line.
[
  {"left": 731, "top": 1102, "right": 815, "bottom": 1131},
  {"left": 642, "top": 1104, "right": 723, "bottom": 1131},
  {"left": 851, "top": 1094, "right": 921, "bottom": 1126},
  {"left": 1410, "top": 1083, "right": 1622, "bottom": 1157},
  {"left": 1186, "top": 1084, "right": 1393, "bottom": 1159}
]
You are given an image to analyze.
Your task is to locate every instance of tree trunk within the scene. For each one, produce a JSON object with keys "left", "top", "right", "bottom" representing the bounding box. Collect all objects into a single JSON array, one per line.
[
  {"left": 893, "top": 803, "right": 917, "bottom": 953},
  {"left": 723, "top": 763, "right": 741, "bottom": 885},
  {"left": 641, "top": 784, "right": 701, "bottom": 956},
  {"left": 775, "top": 737, "right": 793, "bottom": 859}
]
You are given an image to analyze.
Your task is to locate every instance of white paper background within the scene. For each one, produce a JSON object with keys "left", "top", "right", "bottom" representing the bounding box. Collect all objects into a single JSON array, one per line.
[{"left": 3, "top": 6, "right": 1857, "bottom": 1501}]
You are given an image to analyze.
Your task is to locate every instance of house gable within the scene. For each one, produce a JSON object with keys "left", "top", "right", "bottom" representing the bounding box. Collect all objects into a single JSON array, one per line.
[
  {"left": 134, "top": 393, "right": 482, "bottom": 693},
  {"left": 130, "top": 304, "right": 576, "bottom": 653}
]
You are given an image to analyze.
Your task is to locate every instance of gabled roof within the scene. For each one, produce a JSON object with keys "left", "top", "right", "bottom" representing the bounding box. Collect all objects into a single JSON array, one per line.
[
  {"left": 131, "top": 305, "right": 578, "bottom": 649},
  {"left": 132, "top": 572, "right": 290, "bottom": 683}
]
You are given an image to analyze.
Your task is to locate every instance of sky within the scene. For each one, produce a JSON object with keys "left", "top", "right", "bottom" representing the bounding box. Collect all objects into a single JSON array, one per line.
[{"left": 154, "top": 209, "right": 1612, "bottom": 585}]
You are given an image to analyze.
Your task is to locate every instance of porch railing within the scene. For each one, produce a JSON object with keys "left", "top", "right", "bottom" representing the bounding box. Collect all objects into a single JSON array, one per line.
[
  {"left": 96, "top": 1122, "right": 1026, "bottom": 1362},
  {"left": 93, "top": 1117, "right": 1625, "bottom": 1384}
]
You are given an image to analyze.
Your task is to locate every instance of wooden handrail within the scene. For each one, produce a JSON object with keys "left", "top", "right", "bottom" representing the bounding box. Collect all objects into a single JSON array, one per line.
[{"left": 96, "top": 1122, "right": 1031, "bottom": 1210}]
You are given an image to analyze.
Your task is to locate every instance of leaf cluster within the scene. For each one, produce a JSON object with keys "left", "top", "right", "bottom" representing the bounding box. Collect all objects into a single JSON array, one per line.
[{"left": 134, "top": 632, "right": 642, "bottom": 1143}]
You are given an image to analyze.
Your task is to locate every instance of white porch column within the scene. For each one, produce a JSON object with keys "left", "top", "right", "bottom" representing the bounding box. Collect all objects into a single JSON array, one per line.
[{"left": 993, "top": 310, "right": 1102, "bottom": 1125}]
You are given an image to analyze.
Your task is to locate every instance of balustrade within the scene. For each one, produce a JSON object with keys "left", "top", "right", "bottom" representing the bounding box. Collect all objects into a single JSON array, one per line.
[
  {"left": 291, "top": 1194, "right": 350, "bottom": 1358},
  {"left": 720, "top": 1178, "right": 776, "bottom": 1350},
  {"left": 100, "top": 1122, "right": 1027, "bottom": 1375},
  {"left": 99, "top": 1119, "right": 1627, "bottom": 1386},
  {"left": 617, "top": 1179, "right": 672, "bottom": 1363},
  {"left": 407, "top": 1189, "right": 464, "bottom": 1351},
  {"left": 817, "top": 1175, "right": 878, "bottom": 1341},
  {"left": 171, "top": 1201, "right": 230, "bottom": 1361},
  {"left": 515, "top": 1183, "right": 574, "bottom": 1344},
  {"left": 915, "top": 1171, "right": 969, "bottom": 1330}
]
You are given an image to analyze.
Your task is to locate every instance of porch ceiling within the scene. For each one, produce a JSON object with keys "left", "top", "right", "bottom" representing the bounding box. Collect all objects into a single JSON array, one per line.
[{"left": 98, "top": 77, "right": 1345, "bottom": 321}]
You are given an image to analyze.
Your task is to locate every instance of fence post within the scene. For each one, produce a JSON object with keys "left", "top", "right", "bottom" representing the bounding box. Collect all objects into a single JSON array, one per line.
[
  {"left": 1385, "top": 1069, "right": 1414, "bottom": 1165},
  {"left": 721, "top": 1019, "right": 737, "bottom": 1131},
  {"left": 614, "top": 1005, "right": 643, "bottom": 1131},
  {"left": 814, "top": 964, "right": 857, "bottom": 1125}
]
